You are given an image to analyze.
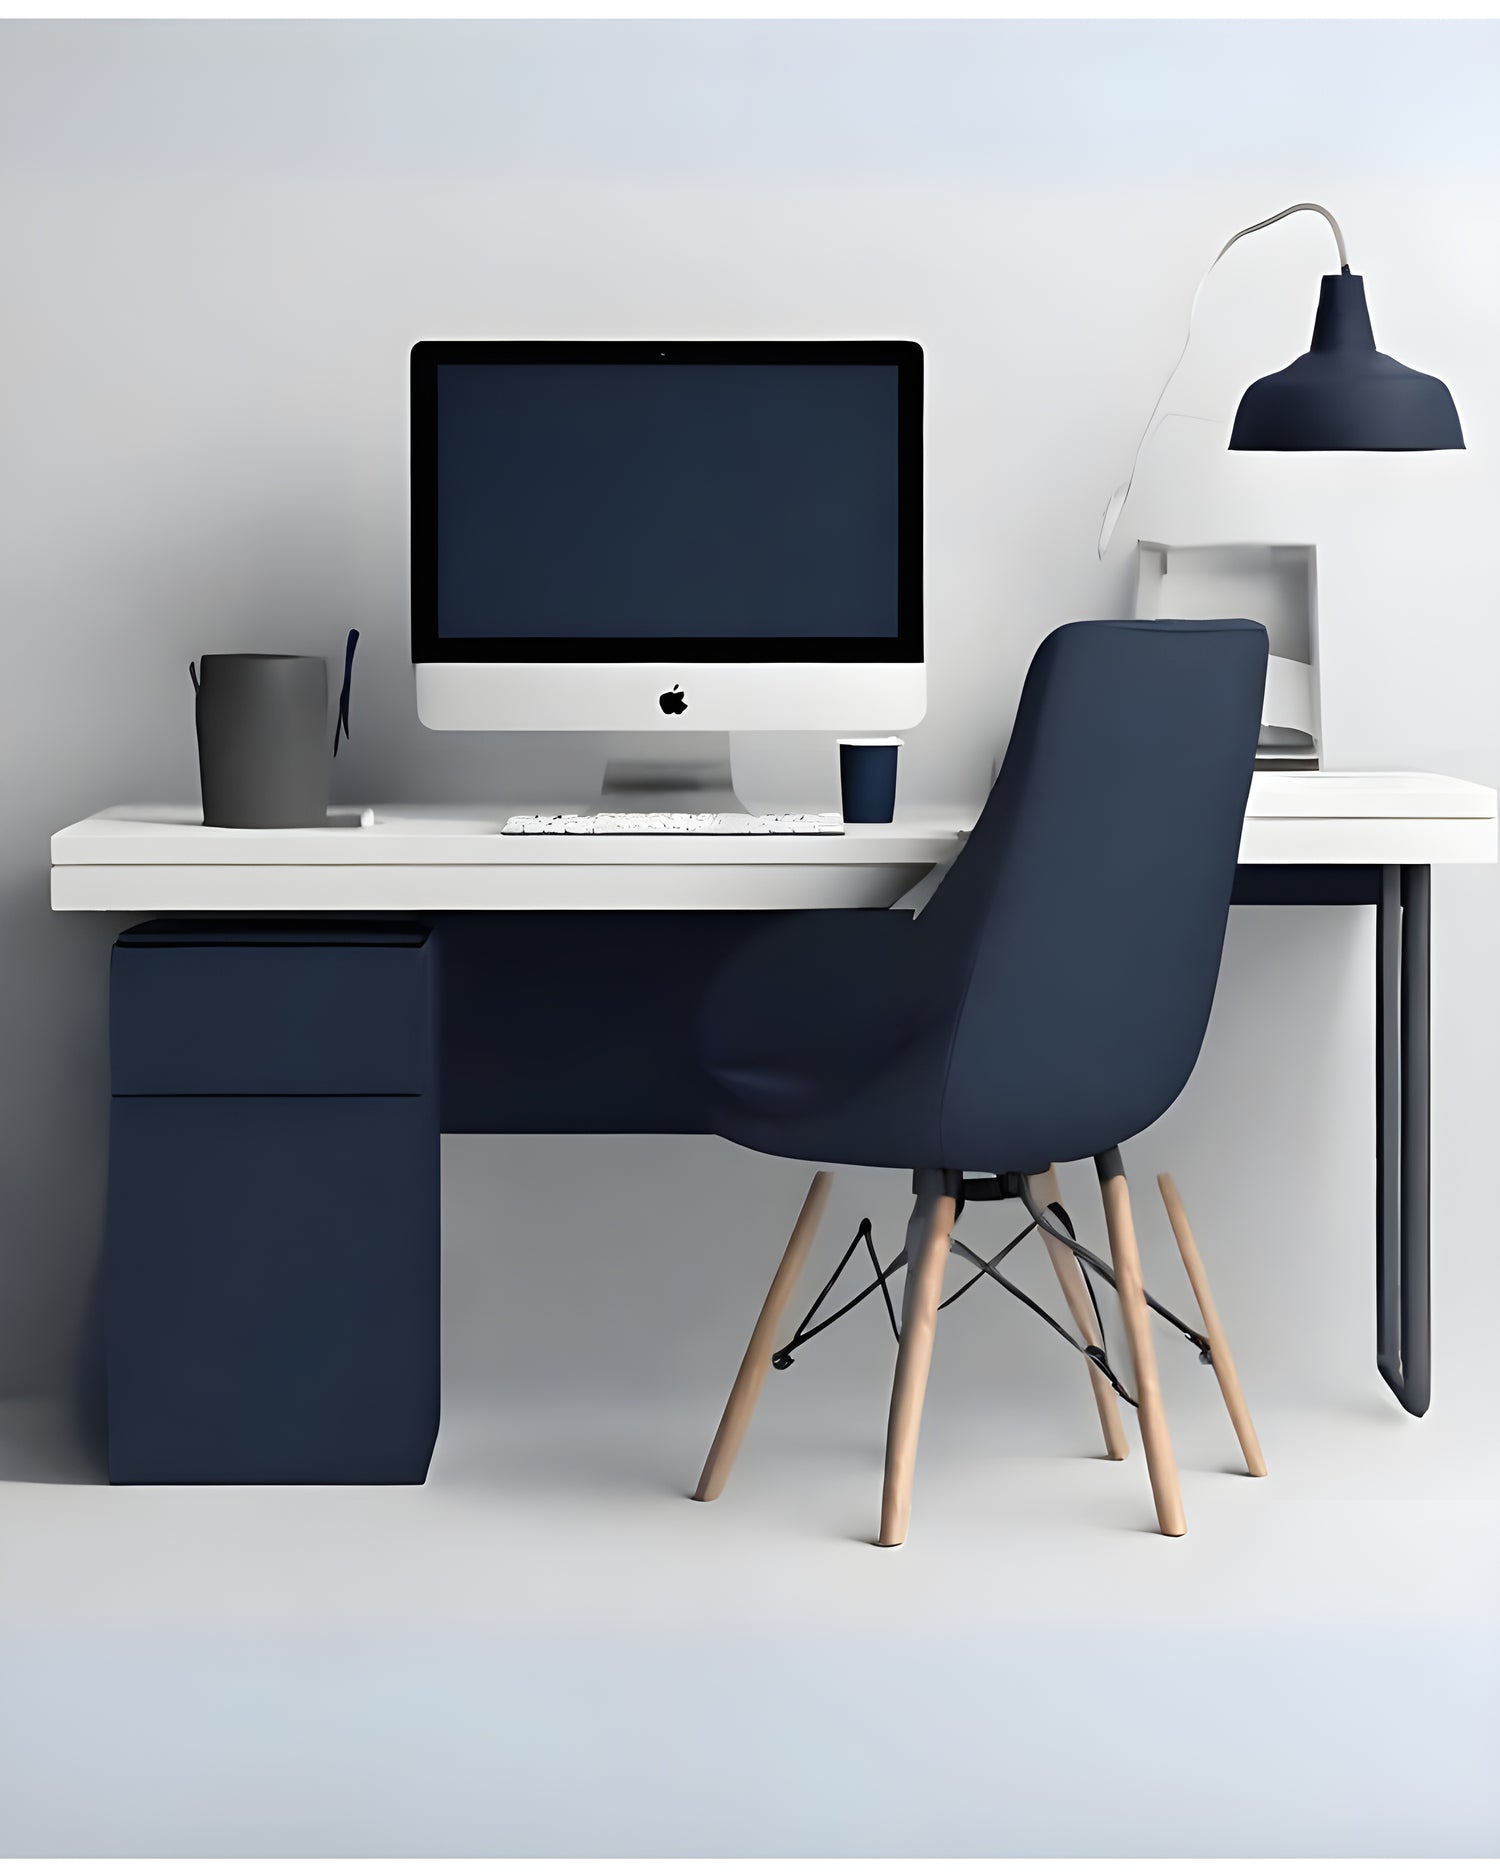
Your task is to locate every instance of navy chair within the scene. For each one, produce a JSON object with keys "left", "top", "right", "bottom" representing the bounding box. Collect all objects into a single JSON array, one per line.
[{"left": 691, "top": 618, "right": 1270, "bottom": 1545}]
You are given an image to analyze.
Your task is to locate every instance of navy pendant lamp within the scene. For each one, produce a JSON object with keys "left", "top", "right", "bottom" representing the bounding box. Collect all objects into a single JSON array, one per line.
[
  {"left": 1099, "top": 202, "right": 1464, "bottom": 557},
  {"left": 1230, "top": 268, "right": 1465, "bottom": 452}
]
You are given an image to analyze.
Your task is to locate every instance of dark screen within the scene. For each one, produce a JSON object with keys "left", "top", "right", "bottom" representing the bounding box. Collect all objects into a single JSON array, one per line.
[{"left": 434, "top": 363, "right": 900, "bottom": 640}]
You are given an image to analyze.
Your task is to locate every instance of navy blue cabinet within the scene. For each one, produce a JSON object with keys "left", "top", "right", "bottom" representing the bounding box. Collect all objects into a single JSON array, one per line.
[{"left": 104, "top": 922, "right": 440, "bottom": 1484}]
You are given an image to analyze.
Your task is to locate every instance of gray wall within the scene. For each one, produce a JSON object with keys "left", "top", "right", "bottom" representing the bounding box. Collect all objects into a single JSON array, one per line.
[{"left": 1, "top": 20, "right": 1498, "bottom": 1407}]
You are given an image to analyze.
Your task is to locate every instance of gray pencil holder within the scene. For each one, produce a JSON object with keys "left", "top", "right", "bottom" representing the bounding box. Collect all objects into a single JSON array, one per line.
[{"left": 192, "top": 632, "right": 358, "bottom": 829}]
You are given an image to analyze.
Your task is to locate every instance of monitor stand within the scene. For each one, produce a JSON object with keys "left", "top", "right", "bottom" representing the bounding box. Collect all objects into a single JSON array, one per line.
[{"left": 597, "top": 733, "right": 749, "bottom": 814}]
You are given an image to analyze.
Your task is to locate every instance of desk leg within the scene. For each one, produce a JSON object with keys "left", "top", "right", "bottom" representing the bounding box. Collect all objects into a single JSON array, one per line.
[{"left": 1376, "top": 864, "right": 1431, "bottom": 1416}]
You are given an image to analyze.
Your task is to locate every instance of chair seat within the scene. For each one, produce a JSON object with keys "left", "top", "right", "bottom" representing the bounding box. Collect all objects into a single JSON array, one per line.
[
  {"left": 699, "top": 905, "right": 1105, "bottom": 1173},
  {"left": 698, "top": 902, "right": 1181, "bottom": 1175},
  {"left": 699, "top": 907, "right": 926, "bottom": 1115},
  {"left": 699, "top": 907, "right": 953, "bottom": 1168}
]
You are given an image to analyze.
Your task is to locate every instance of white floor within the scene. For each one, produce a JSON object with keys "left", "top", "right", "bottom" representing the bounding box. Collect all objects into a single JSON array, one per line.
[{"left": 2, "top": 1133, "right": 1498, "bottom": 1855}]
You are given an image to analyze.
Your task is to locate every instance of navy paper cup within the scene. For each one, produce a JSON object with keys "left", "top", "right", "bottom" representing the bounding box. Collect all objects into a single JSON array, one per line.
[{"left": 839, "top": 738, "right": 902, "bottom": 823}]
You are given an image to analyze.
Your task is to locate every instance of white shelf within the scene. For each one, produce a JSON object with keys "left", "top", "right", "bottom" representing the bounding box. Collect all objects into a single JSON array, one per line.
[{"left": 1246, "top": 771, "right": 1496, "bottom": 820}]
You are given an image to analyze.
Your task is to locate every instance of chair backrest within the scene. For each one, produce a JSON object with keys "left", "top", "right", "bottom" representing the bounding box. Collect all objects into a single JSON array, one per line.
[{"left": 918, "top": 617, "right": 1267, "bottom": 1171}]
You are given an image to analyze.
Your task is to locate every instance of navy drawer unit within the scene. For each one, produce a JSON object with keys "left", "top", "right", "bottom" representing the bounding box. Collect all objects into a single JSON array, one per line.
[{"left": 104, "top": 921, "right": 440, "bottom": 1484}]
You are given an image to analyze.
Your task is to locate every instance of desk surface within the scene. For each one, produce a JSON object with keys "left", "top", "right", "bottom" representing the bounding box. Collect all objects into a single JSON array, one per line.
[{"left": 51, "top": 771, "right": 1498, "bottom": 913}]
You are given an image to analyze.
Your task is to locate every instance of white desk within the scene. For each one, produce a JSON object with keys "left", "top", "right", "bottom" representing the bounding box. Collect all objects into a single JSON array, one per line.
[
  {"left": 47, "top": 769, "right": 1498, "bottom": 1420},
  {"left": 48, "top": 772, "right": 1498, "bottom": 912}
]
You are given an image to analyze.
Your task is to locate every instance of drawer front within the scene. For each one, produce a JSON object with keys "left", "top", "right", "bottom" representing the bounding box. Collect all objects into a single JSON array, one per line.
[
  {"left": 105, "top": 1093, "right": 440, "bottom": 1484},
  {"left": 111, "top": 932, "right": 435, "bottom": 1095}
]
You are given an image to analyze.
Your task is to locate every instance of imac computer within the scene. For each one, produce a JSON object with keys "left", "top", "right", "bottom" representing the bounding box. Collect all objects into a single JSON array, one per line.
[{"left": 411, "top": 340, "right": 924, "bottom": 812}]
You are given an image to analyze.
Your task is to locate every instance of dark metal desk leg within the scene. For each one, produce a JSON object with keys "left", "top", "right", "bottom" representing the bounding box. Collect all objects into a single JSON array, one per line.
[
  {"left": 1375, "top": 869, "right": 1400, "bottom": 1397},
  {"left": 1400, "top": 864, "right": 1432, "bottom": 1414},
  {"left": 1376, "top": 863, "right": 1432, "bottom": 1415}
]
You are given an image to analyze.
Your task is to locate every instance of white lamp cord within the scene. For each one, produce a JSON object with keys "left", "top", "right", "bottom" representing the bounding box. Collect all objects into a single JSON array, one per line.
[{"left": 1097, "top": 201, "right": 1349, "bottom": 560}]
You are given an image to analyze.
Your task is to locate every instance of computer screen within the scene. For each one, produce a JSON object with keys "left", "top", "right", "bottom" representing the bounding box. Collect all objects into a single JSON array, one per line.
[
  {"left": 435, "top": 362, "right": 897, "bottom": 642},
  {"left": 411, "top": 340, "right": 923, "bottom": 668}
]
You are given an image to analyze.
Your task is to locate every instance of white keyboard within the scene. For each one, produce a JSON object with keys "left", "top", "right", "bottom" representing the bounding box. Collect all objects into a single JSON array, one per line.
[{"left": 502, "top": 812, "right": 845, "bottom": 837}]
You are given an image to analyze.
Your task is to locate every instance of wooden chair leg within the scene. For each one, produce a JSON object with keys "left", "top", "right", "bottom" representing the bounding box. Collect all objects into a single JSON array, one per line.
[
  {"left": 1097, "top": 1155, "right": 1186, "bottom": 1537},
  {"left": 878, "top": 1181, "right": 957, "bottom": 1548},
  {"left": 693, "top": 1170, "right": 833, "bottom": 1503},
  {"left": 1158, "top": 1173, "right": 1267, "bottom": 1478}
]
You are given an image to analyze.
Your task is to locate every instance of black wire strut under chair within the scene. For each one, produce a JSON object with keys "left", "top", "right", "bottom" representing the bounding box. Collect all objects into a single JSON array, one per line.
[{"left": 768, "top": 1173, "right": 1213, "bottom": 1413}]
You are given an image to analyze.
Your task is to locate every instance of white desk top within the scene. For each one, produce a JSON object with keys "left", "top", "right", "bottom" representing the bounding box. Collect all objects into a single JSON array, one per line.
[{"left": 50, "top": 772, "right": 1498, "bottom": 913}]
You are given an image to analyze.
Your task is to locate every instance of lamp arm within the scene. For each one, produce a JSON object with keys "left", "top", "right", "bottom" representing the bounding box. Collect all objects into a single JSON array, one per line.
[
  {"left": 1216, "top": 200, "right": 1348, "bottom": 274},
  {"left": 1097, "top": 201, "right": 1349, "bottom": 559}
]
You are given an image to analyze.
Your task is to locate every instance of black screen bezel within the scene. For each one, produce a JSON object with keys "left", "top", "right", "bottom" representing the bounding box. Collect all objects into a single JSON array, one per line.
[{"left": 410, "top": 338, "right": 923, "bottom": 664}]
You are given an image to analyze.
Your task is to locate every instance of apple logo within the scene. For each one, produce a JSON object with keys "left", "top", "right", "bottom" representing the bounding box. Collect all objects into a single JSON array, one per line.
[{"left": 658, "top": 685, "right": 687, "bottom": 717}]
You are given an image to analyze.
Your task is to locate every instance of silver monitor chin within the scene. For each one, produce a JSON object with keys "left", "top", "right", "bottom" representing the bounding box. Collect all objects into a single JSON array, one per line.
[{"left": 415, "top": 661, "right": 926, "bottom": 734}]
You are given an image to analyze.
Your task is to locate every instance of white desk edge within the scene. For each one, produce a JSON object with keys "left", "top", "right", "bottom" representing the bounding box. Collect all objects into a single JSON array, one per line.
[{"left": 50, "top": 772, "right": 1499, "bottom": 913}]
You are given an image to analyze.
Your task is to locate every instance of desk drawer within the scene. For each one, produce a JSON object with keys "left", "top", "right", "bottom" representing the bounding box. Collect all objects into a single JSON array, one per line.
[
  {"left": 105, "top": 1091, "right": 440, "bottom": 1484},
  {"left": 111, "top": 921, "right": 435, "bottom": 1096}
]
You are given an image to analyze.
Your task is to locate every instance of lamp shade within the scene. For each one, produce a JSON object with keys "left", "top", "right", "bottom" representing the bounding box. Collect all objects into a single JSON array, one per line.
[{"left": 1230, "top": 272, "right": 1464, "bottom": 452}]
